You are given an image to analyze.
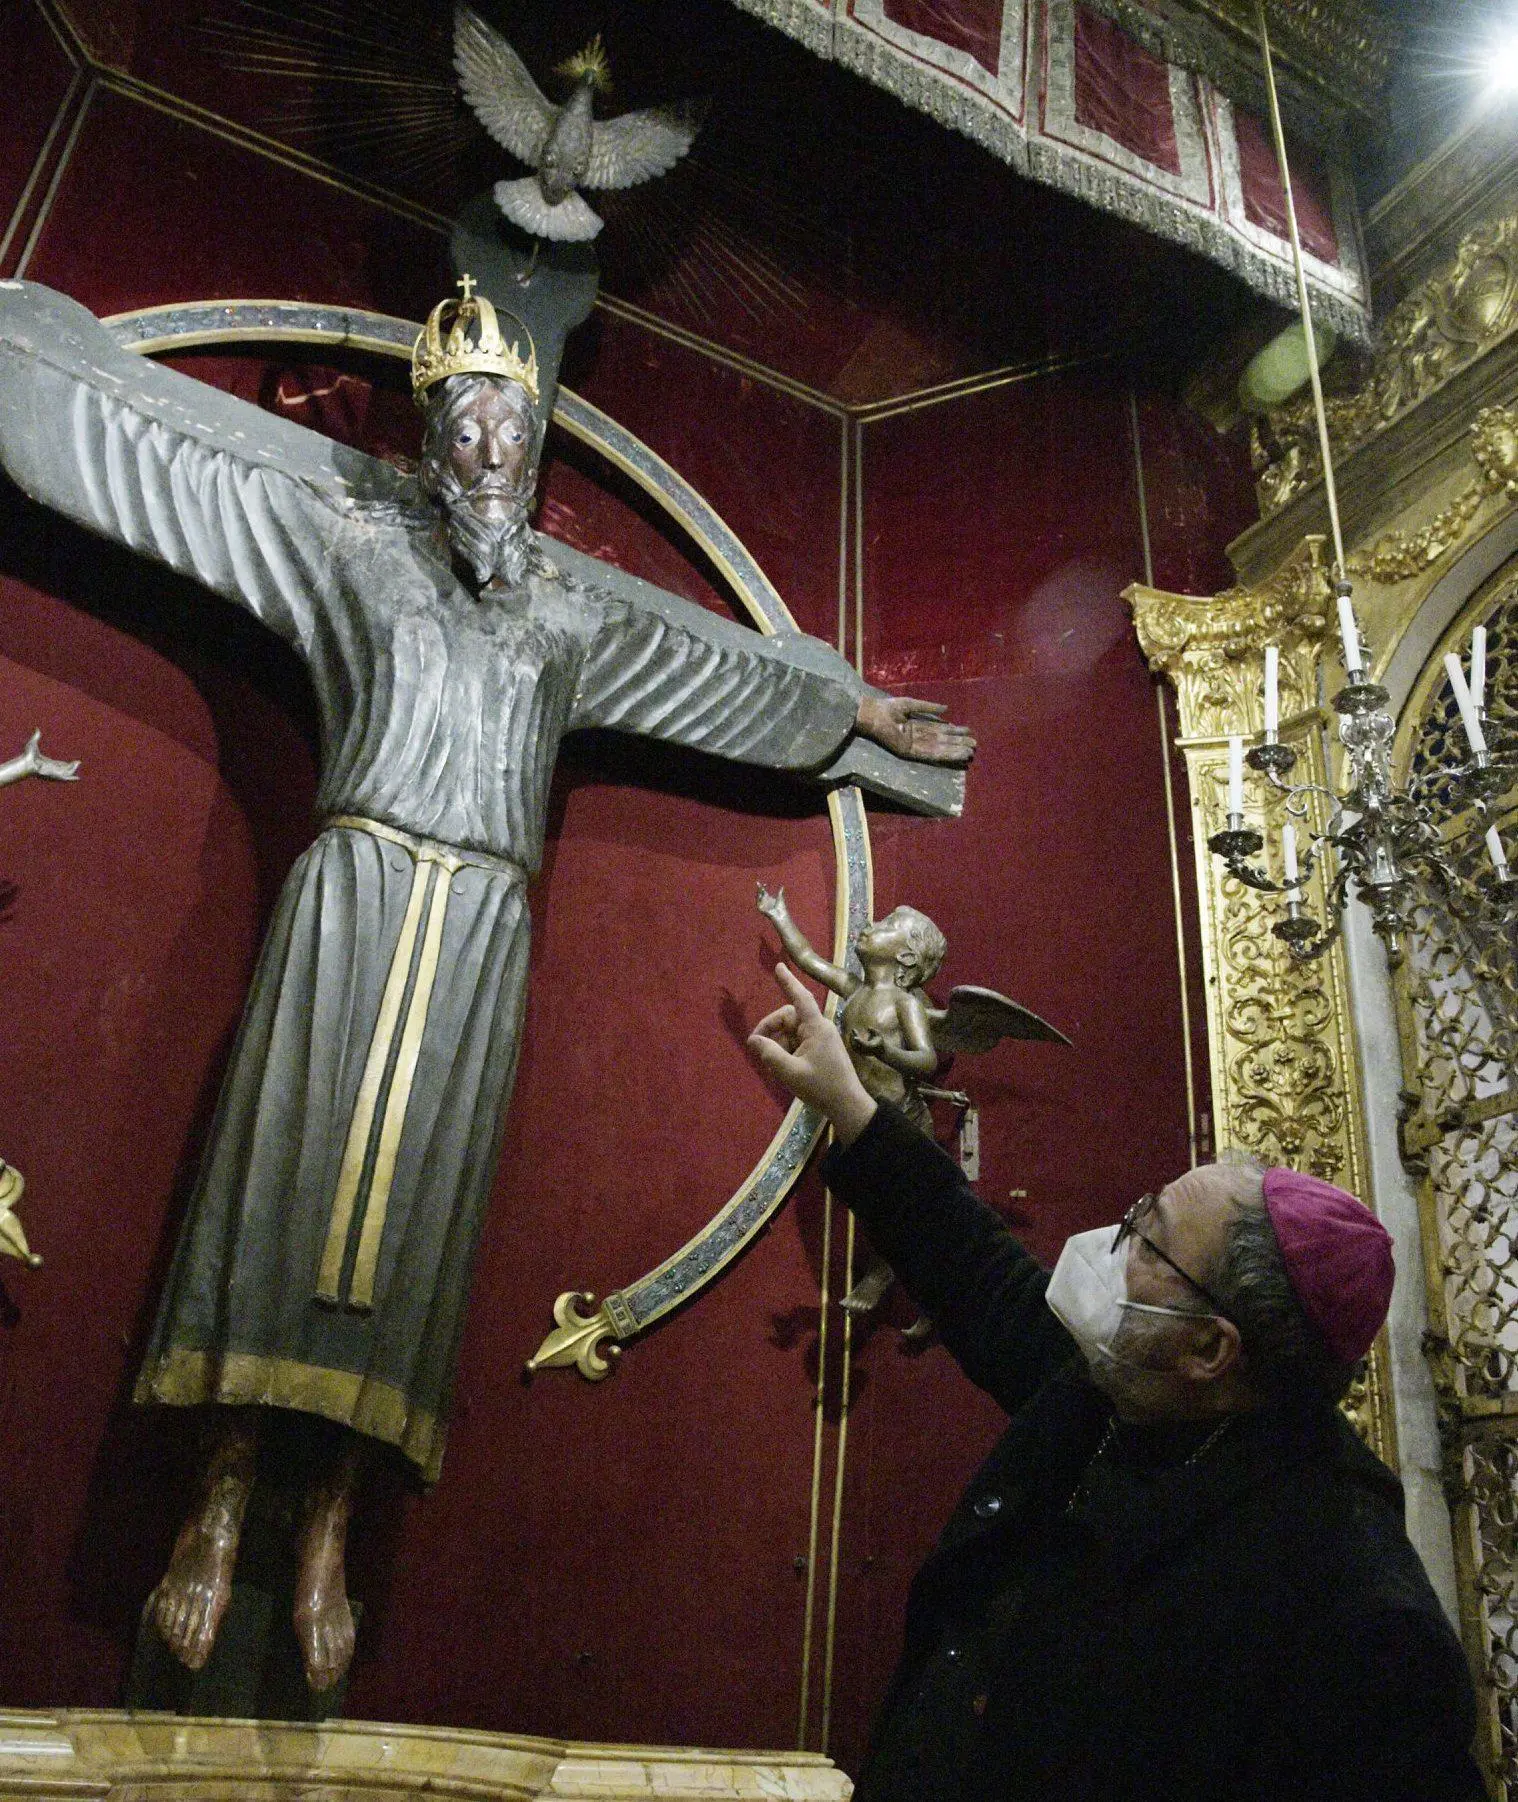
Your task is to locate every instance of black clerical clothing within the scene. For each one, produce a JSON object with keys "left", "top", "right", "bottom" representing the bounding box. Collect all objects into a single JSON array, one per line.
[{"left": 822, "top": 1102, "right": 1482, "bottom": 1802}]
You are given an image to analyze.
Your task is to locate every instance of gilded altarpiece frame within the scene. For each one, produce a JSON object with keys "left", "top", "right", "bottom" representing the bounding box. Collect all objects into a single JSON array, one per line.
[
  {"left": 1128, "top": 538, "right": 1397, "bottom": 1468},
  {"left": 1393, "top": 574, "right": 1518, "bottom": 1797}
]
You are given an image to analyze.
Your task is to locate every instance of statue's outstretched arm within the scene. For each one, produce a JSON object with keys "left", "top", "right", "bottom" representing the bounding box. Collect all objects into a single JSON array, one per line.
[
  {"left": 550, "top": 538, "right": 967, "bottom": 816},
  {"left": 562, "top": 553, "right": 859, "bottom": 772},
  {"left": 0, "top": 282, "right": 414, "bottom": 651}
]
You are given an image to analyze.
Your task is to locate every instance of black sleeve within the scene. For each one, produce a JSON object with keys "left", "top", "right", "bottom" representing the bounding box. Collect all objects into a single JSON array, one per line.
[
  {"left": 821, "top": 1102, "right": 1078, "bottom": 1416},
  {"left": 1245, "top": 1603, "right": 1484, "bottom": 1802}
]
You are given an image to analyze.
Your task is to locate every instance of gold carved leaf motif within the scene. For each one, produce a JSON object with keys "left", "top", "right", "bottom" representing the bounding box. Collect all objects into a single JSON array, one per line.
[
  {"left": 1129, "top": 538, "right": 1330, "bottom": 740},
  {"left": 1256, "top": 216, "right": 1518, "bottom": 516},
  {"left": 1345, "top": 403, "right": 1518, "bottom": 585}
]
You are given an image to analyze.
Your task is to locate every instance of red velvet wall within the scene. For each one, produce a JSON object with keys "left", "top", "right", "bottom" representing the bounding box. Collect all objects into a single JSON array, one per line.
[{"left": 0, "top": 0, "right": 1254, "bottom": 1774}]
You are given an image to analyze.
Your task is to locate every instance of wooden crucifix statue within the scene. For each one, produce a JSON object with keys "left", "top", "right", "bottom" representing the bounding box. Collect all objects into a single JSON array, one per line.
[{"left": 0, "top": 276, "right": 973, "bottom": 1692}]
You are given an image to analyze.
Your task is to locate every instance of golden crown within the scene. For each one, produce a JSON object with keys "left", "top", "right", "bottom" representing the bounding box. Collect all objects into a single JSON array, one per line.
[{"left": 412, "top": 275, "right": 539, "bottom": 405}]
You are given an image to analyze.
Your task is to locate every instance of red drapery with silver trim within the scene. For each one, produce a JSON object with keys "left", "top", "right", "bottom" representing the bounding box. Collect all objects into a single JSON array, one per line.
[{"left": 728, "top": 0, "right": 1370, "bottom": 337}]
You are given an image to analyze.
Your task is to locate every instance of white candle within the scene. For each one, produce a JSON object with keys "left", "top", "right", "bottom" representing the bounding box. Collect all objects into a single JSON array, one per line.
[
  {"left": 1487, "top": 824, "right": 1510, "bottom": 881},
  {"left": 1445, "top": 653, "right": 1489, "bottom": 756},
  {"left": 1264, "top": 645, "right": 1279, "bottom": 736},
  {"left": 1471, "top": 626, "right": 1487, "bottom": 713},
  {"left": 1227, "top": 736, "right": 1244, "bottom": 817},
  {"left": 1282, "top": 821, "right": 1299, "bottom": 886},
  {"left": 1337, "top": 592, "right": 1363, "bottom": 676}
]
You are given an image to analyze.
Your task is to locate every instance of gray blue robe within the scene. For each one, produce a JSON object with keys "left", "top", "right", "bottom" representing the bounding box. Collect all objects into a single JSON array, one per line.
[{"left": 0, "top": 282, "right": 867, "bottom": 1477}]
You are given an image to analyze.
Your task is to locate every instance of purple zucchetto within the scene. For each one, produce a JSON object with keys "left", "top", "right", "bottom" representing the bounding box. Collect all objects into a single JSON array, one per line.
[{"left": 1262, "top": 1167, "right": 1395, "bottom": 1366}]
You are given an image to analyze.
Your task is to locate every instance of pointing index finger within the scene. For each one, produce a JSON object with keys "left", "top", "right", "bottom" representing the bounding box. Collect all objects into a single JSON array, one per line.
[{"left": 774, "top": 961, "right": 822, "bottom": 1019}]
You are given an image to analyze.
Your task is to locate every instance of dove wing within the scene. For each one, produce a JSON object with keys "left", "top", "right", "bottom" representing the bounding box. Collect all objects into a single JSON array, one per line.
[
  {"left": 454, "top": 4, "right": 555, "bottom": 166},
  {"left": 584, "top": 102, "right": 701, "bottom": 192},
  {"left": 928, "top": 987, "right": 1072, "bottom": 1057}
]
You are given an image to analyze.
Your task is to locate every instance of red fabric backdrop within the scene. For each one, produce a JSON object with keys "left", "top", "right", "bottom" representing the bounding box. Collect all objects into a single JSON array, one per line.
[{"left": 0, "top": 0, "right": 1254, "bottom": 1773}]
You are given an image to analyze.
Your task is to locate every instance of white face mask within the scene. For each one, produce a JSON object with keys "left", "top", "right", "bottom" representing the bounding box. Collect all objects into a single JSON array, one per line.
[{"left": 1046, "top": 1225, "right": 1210, "bottom": 1368}]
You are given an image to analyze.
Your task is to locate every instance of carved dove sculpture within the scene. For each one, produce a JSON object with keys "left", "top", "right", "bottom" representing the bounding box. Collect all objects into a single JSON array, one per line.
[{"left": 455, "top": 6, "right": 703, "bottom": 243}]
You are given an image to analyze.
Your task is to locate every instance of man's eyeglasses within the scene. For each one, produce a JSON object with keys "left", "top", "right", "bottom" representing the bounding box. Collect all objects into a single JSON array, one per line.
[{"left": 1114, "top": 1193, "right": 1234, "bottom": 1323}]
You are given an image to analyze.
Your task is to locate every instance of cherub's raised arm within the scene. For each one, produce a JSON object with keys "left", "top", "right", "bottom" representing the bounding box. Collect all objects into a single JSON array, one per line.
[
  {"left": 757, "top": 884, "right": 856, "bottom": 998},
  {"left": 0, "top": 282, "right": 413, "bottom": 652}
]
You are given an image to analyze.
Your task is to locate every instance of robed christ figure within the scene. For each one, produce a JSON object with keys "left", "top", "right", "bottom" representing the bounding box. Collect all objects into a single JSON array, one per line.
[{"left": 0, "top": 277, "right": 973, "bottom": 1690}]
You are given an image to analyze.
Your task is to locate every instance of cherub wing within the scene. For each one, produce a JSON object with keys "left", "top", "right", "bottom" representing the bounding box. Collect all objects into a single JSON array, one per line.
[
  {"left": 928, "top": 986, "right": 1072, "bottom": 1056},
  {"left": 0, "top": 280, "right": 416, "bottom": 652},
  {"left": 454, "top": 5, "right": 556, "bottom": 168},
  {"left": 584, "top": 102, "right": 703, "bottom": 192}
]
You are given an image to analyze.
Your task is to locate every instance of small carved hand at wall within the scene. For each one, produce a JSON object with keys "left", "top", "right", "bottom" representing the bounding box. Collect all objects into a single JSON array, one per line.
[
  {"left": 0, "top": 729, "right": 80, "bottom": 788},
  {"left": 0, "top": 1162, "right": 40, "bottom": 1267}
]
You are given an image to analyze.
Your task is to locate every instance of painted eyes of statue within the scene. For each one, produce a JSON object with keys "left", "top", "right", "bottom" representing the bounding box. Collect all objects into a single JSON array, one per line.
[{"left": 454, "top": 421, "right": 524, "bottom": 450}]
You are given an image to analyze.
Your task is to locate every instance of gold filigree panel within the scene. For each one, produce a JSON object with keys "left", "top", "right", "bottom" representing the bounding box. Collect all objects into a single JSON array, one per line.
[{"left": 1395, "top": 569, "right": 1518, "bottom": 1798}]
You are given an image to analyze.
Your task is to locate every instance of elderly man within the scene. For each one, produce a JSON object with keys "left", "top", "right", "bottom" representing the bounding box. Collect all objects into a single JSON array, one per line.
[{"left": 749, "top": 964, "right": 1481, "bottom": 1802}]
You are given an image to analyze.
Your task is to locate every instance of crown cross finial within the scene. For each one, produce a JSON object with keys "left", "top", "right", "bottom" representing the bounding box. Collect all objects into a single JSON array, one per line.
[{"left": 412, "top": 274, "right": 540, "bottom": 406}]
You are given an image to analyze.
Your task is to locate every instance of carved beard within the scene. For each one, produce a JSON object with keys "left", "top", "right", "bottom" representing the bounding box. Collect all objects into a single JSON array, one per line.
[{"left": 442, "top": 493, "right": 536, "bottom": 588}]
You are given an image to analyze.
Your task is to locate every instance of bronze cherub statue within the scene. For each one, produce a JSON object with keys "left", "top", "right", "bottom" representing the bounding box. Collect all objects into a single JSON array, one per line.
[{"left": 757, "top": 885, "right": 1069, "bottom": 1321}]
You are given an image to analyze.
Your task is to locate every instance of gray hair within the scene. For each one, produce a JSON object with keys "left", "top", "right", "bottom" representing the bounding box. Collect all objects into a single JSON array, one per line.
[{"left": 1207, "top": 1151, "right": 1355, "bottom": 1403}]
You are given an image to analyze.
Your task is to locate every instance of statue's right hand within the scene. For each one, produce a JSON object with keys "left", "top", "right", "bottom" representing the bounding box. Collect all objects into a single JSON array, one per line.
[
  {"left": 748, "top": 965, "right": 877, "bottom": 1146},
  {"left": 756, "top": 882, "right": 786, "bottom": 920}
]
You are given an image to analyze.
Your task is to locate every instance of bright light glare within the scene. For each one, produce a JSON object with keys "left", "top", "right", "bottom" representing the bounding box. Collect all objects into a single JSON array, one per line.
[{"left": 1485, "top": 28, "right": 1518, "bottom": 93}]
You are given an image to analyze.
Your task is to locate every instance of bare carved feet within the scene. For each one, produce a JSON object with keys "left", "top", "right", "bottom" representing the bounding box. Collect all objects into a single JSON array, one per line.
[
  {"left": 293, "top": 1438, "right": 361, "bottom": 1692},
  {"left": 149, "top": 1417, "right": 257, "bottom": 1671}
]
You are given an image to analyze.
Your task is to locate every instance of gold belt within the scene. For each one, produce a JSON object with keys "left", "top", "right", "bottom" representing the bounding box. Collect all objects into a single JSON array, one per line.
[{"left": 315, "top": 814, "right": 524, "bottom": 1311}]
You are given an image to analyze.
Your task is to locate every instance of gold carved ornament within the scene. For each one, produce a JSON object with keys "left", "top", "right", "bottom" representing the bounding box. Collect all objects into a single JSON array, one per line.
[
  {"left": 1128, "top": 536, "right": 1395, "bottom": 1465},
  {"left": 1391, "top": 572, "right": 1518, "bottom": 1797},
  {"left": 0, "top": 725, "right": 79, "bottom": 1269},
  {"left": 1255, "top": 214, "right": 1518, "bottom": 518},
  {"left": 1347, "top": 403, "right": 1518, "bottom": 585}
]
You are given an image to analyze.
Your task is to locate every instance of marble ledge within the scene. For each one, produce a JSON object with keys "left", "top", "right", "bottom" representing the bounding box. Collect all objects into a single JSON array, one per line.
[{"left": 0, "top": 1712, "right": 851, "bottom": 1802}]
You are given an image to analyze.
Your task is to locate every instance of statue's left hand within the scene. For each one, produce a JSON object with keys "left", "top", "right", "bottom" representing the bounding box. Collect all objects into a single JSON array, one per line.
[{"left": 855, "top": 695, "right": 974, "bottom": 766}]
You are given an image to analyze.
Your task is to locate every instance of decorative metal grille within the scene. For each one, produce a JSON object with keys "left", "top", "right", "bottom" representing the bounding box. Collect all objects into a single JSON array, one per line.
[{"left": 1400, "top": 572, "right": 1518, "bottom": 1798}]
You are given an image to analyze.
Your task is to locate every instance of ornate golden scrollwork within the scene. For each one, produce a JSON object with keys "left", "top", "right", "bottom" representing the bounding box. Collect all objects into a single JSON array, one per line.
[
  {"left": 1255, "top": 216, "right": 1518, "bottom": 517},
  {"left": 1345, "top": 403, "right": 1518, "bottom": 584},
  {"left": 1128, "top": 539, "right": 1396, "bottom": 1468},
  {"left": 1130, "top": 537, "right": 1331, "bottom": 739}
]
